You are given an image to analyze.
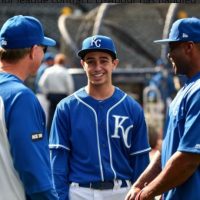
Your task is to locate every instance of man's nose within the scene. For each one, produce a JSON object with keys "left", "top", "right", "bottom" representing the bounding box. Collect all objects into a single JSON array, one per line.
[{"left": 94, "top": 61, "right": 102, "bottom": 69}]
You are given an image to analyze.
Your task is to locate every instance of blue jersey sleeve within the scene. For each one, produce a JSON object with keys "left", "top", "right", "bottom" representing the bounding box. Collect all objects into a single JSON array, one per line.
[
  {"left": 125, "top": 98, "right": 150, "bottom": 182},
  {"left": 49, "top": 102, "right": 71, "bottom": 149},
  {"left": 28, "top": 189, "right": 59, "bottom": 200},
  {"left": 129, "top": 153, "right": 150, "bottom": 182},
  {"left": 50, "top": 149, "right": 69, "bottom": 200},
  {"left": 7, "top": 90, "right": 57, "bottom": 197},
  {"left": 129, "top": 103, "right": 151, "bottom": 155},
  {"left": 49, "top": 102, "right": 71, "bottom": 200},
  {"left": 178, "top": 90, "right": 200, "bottom": 154},
  {"left": 129, "top": 108, "right": 150, "bottom": 182}
]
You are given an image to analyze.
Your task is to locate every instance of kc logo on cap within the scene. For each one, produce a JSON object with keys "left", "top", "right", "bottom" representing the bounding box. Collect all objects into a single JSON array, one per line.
[
  {"left": 90, "top": 36, "right": 101, "bottom": 48},
  {"left": 77, "top": 35, "right": 117, "bottom": 59}
]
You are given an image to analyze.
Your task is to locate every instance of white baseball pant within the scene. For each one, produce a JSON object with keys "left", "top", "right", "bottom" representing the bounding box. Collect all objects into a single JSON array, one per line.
[{"left": 69, "top": 181, "right": 131, "bottom": 200}]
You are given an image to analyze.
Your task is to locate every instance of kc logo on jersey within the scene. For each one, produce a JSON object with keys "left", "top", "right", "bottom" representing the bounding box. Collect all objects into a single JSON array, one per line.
[
  {"left": 111, "top": 115, "right": 133, "bottom": 148},
  {"left": 90, "top": 36, "right": 101, "bottom": 48}
]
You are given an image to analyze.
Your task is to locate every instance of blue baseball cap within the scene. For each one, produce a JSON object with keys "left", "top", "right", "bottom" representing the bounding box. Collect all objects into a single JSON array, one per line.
[
  {"left": 154, "top": 17, "right": 200, "bottom": 43},
  {"left": 0, "top": 15, "right": 56, "bottom": 49},
  {"left": 78, "top": 35, "right": 117, "bottom": 59}
]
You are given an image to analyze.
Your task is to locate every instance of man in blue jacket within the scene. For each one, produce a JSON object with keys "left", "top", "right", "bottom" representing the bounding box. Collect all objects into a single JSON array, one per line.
[
  {"left": 0, "top": 15, "right": 59, "bottom": 200},
  {"left": 125, "top": 17, "right": 200, "bottom": 200}
]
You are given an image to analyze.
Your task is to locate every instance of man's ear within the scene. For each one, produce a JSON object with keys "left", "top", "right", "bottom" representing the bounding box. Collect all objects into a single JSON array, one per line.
[
  {"left": 185, "top": 42, "right": 194, "bottom": 54},
  {"left": 112, "top": 58, "right": 119, "bottom": 71},
  {"left": 81, "top": 59, "right": 86, "bottom": 71},
  {"left": 29, "top": 45, "right": 37, "bottom": 60}
]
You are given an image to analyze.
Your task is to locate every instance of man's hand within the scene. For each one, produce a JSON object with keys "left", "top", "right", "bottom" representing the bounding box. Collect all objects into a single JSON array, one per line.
[
  {"left": 125, "top": 186, "right": 141, "bottom": 200},
  {"left": 135, "top": 188, "right": 154, "bottom": 200}
]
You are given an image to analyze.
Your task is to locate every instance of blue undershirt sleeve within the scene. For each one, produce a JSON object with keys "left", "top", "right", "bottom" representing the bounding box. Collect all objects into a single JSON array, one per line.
[
  {"left": 130, "top": 153, "right": 150, "bottom": 182},
  {"left": 50, "top": 148, "right": 69, "bottom": 200},
  {"left": 29, "top": 189, "right": 59, "bottom": 200}
]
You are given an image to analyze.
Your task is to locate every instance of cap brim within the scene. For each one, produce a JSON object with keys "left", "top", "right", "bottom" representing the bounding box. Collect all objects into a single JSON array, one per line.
[
  {"left": 41, "top": 36, "right": 56, "bottom": 47},
  {"left": 153, "top": 38, "right": 177, "bottom": 44},
  {"left": 78, "top": 49, "right": 116, "bottom": 59}
]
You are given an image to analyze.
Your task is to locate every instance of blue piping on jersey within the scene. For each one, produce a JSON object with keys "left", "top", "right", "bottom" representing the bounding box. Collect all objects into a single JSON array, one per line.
[
  {"left": 74, "top": 93, "right": 104, "bottom": 181},
  {"left": 49, "top": 144, "right": 70, "bottom": 151},
  {"left": 130, "top": 147, "right": 151, "bottom": 156},
  {"left": 106, "top": 93, "right": 127, "bottom": 179}
]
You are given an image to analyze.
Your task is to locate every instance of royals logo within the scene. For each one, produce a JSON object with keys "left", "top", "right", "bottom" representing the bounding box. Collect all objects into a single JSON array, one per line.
[
  {"left": 111, "top": 115, "right": 133, "bottom": 148},
  {"left": 90, "top": 36, "right": 101, "bottom": 48}
]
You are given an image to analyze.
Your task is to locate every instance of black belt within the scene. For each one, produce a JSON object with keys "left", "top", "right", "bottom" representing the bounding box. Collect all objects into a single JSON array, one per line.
[{"left": 77, "top": 180, "right": 129, "bottom": 190}]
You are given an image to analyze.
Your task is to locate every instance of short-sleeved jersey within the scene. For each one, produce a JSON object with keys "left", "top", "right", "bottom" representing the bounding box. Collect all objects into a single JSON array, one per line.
[
  {"left": 162, "top": 72, "right": 200, "bottom": 200},
  {"left": 0, "top": 73, "right": 54, "bottom": 199},
  {"left": 49, "top": 87, "right": 150, "bottom": 184}
]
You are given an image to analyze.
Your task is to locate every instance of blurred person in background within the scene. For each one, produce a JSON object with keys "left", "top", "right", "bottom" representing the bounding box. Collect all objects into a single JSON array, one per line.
[
  {"left": 149, "top": 58, "right": 177, "bottom": 107},
  {"left": 34, "top": 52, "right": 55, "bottom": 120},
  {"left": 39, "top": 53, "right": 74, "bottom": 133},
  {"left": 34, "top": 52, "right": 55, "bottom": 93},
  {"left": 147, "top": 125, "right": 162, "bottom": 161}
]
